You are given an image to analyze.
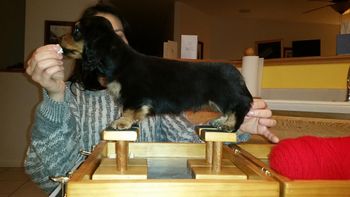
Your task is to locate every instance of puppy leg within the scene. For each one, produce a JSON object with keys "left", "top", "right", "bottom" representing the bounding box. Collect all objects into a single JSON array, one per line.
[
  {"left": 209, "top": 115, "right": 228, "bottom": 128},
  {"left": 107, "top": 81, "right": 121, "bottom": 98},
  {"left": 222, "top": 112, "right": 237, "bottom": 132},
  {"left": 221, "top": 100, "right": 252, "bottom": 132},
  {"left": 111, "top": 109, "right": 135, "bottom": 130},
  {"left": 111, "top": 105, "right": 151, "bottom": 130},
  {"left": 134, "top": 105, "right": 151, "bottom": 122}
]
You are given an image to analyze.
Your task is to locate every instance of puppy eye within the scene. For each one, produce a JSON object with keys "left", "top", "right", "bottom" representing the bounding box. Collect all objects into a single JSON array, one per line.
[{"left": 72, "top": 24, "right": 82, "bottom": 41}]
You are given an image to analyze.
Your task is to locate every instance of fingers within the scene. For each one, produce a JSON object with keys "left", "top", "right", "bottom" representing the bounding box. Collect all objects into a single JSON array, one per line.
[
  {"left": 30, "top": 58, "right": 63, "bottom": 84},
  {"left": 259, "top": 118, "right": 277, "bottom": 128},
  {"left": 240, "top": 117, "right": 259, "bottom": 133},
  {"left": 242, "top": 99, "right": 279, "bottom": 143},
  {"left": 239, "top": 117, "right": 279, "bottom": 143},
  {"left": 40, "top": 63, "right": 65, "bottom": 82},
  {"left": 247, "top": 109, "right": 272, "bottom": 118},
  {"left": 257, "top": 126, "right": 279, "bottom": 143},
  {"left": 26, "top": 45, "right": 63, "bottom": 75},
  {"left": 26, "top": 45, "right": 64, "bottom": 83},
  {"left": 251, "top": 98, "right": 267, "bottom": 109}
]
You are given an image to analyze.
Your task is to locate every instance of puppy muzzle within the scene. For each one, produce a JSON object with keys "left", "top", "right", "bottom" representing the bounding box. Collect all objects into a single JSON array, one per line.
[{"left": 60, "top": 34, "right": 84, "bottom": 59}]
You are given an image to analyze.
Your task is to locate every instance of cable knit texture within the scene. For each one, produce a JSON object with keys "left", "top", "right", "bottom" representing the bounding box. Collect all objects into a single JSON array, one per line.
[{"left": 25, "top": 82, "right": 249, "bottom": 194}]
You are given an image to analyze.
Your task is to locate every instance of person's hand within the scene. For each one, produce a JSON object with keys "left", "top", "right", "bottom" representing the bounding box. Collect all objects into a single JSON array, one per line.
[
  {"left": 26, "top": 44, "right": 66, "bottom": 101},
  {"left": 239, "top": 99, "right": 279, "bottom": 143}
]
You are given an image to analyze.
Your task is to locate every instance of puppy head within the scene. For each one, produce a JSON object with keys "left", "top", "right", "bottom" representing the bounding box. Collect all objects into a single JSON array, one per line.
[
  {"left": 60, "top": 22, "right": 84, "bottom": 59},
  {"left": 60, "top": 16, "right": 116, "bottom": 70}
]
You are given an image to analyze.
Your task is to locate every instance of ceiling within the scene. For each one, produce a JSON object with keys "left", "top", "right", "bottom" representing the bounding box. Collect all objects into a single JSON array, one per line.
[
  {"left": 107, "top": 0, "right": 350, "bottom": 56},
  {"left": 180, "top": 0, "right": 350, "bottom": 24},
  {"left": 112, "top": 0, "right": 350, "bottom": 25}
]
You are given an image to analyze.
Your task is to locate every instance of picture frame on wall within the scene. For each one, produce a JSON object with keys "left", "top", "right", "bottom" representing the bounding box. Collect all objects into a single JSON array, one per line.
[
  {"left": 44, "top": 20, "right": 75, "bottom": 44},
  {"left": 283, "top": 47, "right": 293, "bottom": 58},
  {"left": 255, "top": 39, "right": 282, "bottom": 59},
  {"left": 197, "top": 41, "right": 204, "bottom": 59}
]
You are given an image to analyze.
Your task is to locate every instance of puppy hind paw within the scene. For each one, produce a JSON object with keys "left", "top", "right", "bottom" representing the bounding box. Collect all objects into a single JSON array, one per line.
[
  {"left": 221, "top": 114, "right": 238, "bottom": 132},
  {"left": 208, "top": 116, "right": 228, "bottom": 128},
  {"left": 220, "top": 124, "right": 235, "bottom": 133},
  {"left": 208, "top": 116, "right": 237, "bottom": 132},
  {"left": 110, "top": 118, "right": 133, "bottom": 130}
]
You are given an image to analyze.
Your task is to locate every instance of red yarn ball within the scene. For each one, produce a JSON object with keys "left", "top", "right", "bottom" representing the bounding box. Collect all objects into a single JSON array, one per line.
[{"left": 269, "top": 136, "right": 350, "bottom": 180}]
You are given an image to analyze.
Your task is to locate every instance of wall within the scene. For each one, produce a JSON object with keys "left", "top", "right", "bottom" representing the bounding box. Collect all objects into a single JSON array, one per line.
[
  {"left": 261, "top": 62, "right": 349, "bottom": 101},
  {"left": 24, "top": 0, "right": 98, "bottom": 60},
  {"left": 2, "top": 0, "right": 348, "bottom": 167},
  {"left": 0, "top": 72, "right": 40, "bottom": 166},
  {"left": 0, "top": 0, "right": 25, "bottom": 69},
  {"left": 174, "top": 2, "right": 340, "bottom": 60},
  {"left": 263, "top": 63, "right": 348, "bottom": 89},
  {"left": 173, "top": 1, "right": 347, "bottom": 101},
  {"left": 111, "top": 0, "right": 175, "bottom": 56},
  {"left": 0, "top": 0, "right": 98, "bottom": 167}
]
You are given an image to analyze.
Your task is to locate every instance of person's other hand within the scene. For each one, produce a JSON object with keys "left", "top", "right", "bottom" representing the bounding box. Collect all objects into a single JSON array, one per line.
[
  {"left": 26, "top": 44, "right": 66, "bottom": 101},
  {"left": 239, "top": 99, "right": 279, "bottom": 143}
]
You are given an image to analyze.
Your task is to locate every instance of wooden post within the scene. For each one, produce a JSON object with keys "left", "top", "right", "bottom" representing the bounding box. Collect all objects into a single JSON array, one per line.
[
  {"left": 206, "top": 141, "right": 213, "bottom": 164},
  {"left": 212, "top": 142, "right": 223, "bottom": 172},
  {"left": 116, "top": 141, "right": 128, "bottom": 172},
  {"left": 190, "top": 126, "right": 245, "bottom": 180},
  {"left": 102, "top": 128, "right": 138, "bottom": 172},
  {"left": 93, "top": 127, "right": 147, "bottom": 180}
]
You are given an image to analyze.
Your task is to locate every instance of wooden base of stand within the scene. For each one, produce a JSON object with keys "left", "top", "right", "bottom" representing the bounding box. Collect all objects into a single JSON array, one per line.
[
  {"left": 187, "top": 158, "right": 234, "bottom": 167},
  {"left": 92, "top": 158, "right": 147, "bottom": 180},
  {"left": 191, "top": 166, "right": 247, "bottom": 180},
  {"left": 97, "top": 128, "right": 147, "bottom": 180},
  {"left": 189, "top": 158, "right": 247, "bottom": 180},
  {"left": 189, "top": 126, "right": 243, "bottom": 180}
]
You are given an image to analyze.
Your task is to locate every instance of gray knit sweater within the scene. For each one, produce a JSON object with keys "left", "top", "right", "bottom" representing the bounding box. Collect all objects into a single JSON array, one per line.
[{"left": 24, "top": 83, "right": 250, "bottom": 194}]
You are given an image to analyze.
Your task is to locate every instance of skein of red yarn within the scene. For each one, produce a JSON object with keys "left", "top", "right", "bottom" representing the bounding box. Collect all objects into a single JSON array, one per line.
[{"left": 269, "top": 136, "right": 350, "bottom": 180}]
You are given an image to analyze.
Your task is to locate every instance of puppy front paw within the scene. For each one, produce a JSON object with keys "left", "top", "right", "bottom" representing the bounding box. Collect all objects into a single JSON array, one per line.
[
  {"left": 209, "top": 114, "right": 237, "bottom": 132},
  {"left": 111, "top": 118, "right": 133, "bottom": 130},
  {"left": 220, "top": 124, "right": 235, "bottom": 132},
  {"left": 208, "top": 116, "right": 227, "bottom": 130}
]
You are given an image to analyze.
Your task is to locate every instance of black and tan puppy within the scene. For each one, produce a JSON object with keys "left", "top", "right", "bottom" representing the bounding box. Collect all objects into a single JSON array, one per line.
[{"left": 60, "top": 16, "right": 253, "bottom": 132}]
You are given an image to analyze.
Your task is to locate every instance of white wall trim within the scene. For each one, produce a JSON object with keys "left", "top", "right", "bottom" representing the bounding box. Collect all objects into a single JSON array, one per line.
[
  {"left": 267, "top": 99, "right": 350, "bottom": 113},
  {"left": 262, "top": 88, "right": 347, "bottom": 102}
]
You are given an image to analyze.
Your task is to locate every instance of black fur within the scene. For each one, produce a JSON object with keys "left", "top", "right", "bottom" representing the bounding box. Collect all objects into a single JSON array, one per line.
[{"left": 62, "top": 16, "right": 253, "bottom": 131}]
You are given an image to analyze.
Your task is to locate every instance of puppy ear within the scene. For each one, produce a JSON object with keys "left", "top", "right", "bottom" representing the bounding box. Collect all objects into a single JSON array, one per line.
[{"left": 82, "top": 44, "right": 104, "bottom": 73}]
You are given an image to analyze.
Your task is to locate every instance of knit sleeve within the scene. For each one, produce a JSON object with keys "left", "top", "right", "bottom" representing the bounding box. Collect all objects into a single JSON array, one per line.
[
  {"left": 139, "top": 113, "right": 251, "bottom": 143},
  {"left": 158, "top": 113, "right": 251, "bottom": 143},
  {"left": 152, "top": 113, "right": 251, "bottom": 143},
  {"left": 24, "top": 88, "right": 83, "bottom": 194},
  {"left": 156, "top": 115, "right": 201, "bottom": 143}
]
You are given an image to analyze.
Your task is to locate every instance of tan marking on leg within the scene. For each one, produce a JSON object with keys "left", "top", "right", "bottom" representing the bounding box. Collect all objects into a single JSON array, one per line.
[
  {"left": 222, "top": 112, "right": 236, "bottom": 132},
  {"left": 107, "top": 81, "right": 122, "bottom": 99},
  {"left": 134, "top": 105, "right": 151, "bottom": 122},
  {"left": 111, "top": 109, "right": 135, "bottom": 130},
  {"left": 60, "top": 34, "right": 84, "bottom": 59},
  {"left": 210, "top": 115, "right": 228, "bottom": 128}
]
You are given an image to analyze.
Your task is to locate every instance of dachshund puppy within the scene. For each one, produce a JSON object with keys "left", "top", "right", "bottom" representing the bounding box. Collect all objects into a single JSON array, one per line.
[{"left": 60, "top": 16, "right": 253, "bottom": 132}]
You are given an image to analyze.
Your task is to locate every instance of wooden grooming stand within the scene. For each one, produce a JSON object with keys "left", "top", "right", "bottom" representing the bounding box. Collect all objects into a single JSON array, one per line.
[
  {"left": 188, "top": 126, "right": 247, "bottom": 180},
  {"left": 92, "top": 127, "right": 147, "bottom": 180}
]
